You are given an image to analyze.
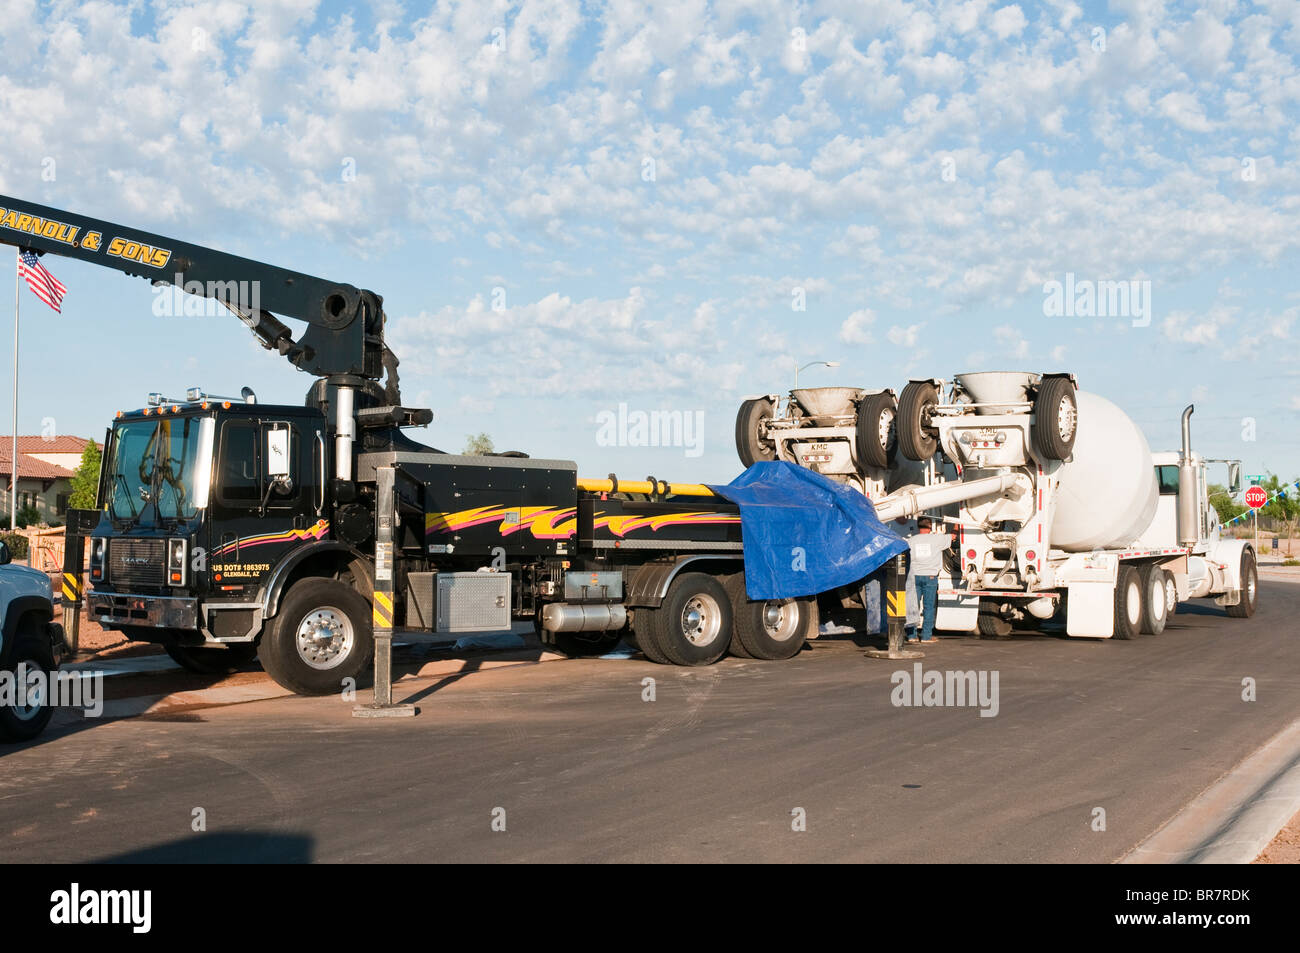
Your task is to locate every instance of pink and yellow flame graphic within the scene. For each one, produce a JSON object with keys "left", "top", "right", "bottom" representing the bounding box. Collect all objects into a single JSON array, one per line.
[
  {"left": 425, "top": 506, "right": 738, "bottom": 540},
  {"left": 212, "top": 518, "right": 330, "bottom": 557}
]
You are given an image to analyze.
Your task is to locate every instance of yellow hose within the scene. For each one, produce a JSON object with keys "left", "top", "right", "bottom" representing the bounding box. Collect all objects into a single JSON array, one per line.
[{"left": 578, "top": 477, "right": 718, "bottom": 497}]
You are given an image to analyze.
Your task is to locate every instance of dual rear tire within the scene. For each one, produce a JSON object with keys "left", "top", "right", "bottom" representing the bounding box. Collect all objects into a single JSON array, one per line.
[{"left": 632, "top": 572, "right": 814, "bottom": 665}]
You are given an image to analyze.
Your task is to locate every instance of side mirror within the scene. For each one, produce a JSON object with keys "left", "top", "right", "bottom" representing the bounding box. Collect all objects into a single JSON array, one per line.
[
  {"left": 1228, "top": 462, "right": 1242, "bottom": 496},
  {"left": 266, "top": 428, "right": 290, "bottom": 478},
  {"left": 0, "top": 540, "right": 9, "bottom": 565}
]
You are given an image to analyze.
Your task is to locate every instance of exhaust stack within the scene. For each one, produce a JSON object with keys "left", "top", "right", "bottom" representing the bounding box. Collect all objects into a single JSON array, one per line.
[{"left": 1177, "top": 404, "right": 1199, "bottom": 548}]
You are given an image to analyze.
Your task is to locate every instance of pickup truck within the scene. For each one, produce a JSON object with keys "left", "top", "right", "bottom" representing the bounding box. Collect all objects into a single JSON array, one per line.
[{"left": 0, "top": 538, "right": 64, "bottom": 741}]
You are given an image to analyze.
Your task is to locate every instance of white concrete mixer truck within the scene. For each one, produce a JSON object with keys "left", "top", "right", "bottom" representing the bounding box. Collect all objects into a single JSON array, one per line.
[{"left": 889, "top": 372, "right": 1257, "bottom": 638}]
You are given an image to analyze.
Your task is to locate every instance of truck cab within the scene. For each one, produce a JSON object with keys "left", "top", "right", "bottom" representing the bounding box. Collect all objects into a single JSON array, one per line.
[{"left": 87, "top": 392, "right": 340, "bottom": 673}]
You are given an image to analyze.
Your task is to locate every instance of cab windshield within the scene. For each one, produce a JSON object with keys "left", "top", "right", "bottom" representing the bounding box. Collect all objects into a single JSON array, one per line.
[{"left": 106, "top": 416, "right": 212, "bottom": 522}]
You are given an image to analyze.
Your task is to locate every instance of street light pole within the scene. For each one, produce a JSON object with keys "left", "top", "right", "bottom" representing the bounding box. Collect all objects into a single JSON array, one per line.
[{"left": 794, "top": 360, "right": 840, "bottom": 390}]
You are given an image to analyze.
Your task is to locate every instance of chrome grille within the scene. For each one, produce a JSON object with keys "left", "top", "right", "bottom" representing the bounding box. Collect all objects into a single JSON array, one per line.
[{"left": 108, "top": 538, "right": 166, "bottom": 588}]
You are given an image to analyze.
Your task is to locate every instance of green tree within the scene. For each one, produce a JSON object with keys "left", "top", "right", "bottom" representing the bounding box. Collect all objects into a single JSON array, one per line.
[
  {"left": 463, "top": 433, "right": 494, "bottom": 456},
  {"left": 69, "top": 441, "right": 103, "bottom": 510},
  {"left": 1208, "top": 483, "right": 1245, "bottom": 526},
  {"left": 1259, "top": 473, "right": 1300, "bottom": 554}
]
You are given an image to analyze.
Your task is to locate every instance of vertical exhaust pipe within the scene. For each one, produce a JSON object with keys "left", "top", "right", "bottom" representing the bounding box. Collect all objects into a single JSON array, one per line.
[
  {"left": 1177, "top": 404, "right": 1199, "bottom": 548},
  {"left": 335, "top": 385, "right": 355, "bottom": 482}
]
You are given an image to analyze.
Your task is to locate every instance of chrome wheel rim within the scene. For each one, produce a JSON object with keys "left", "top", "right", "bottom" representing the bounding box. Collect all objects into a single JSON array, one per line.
[
  {"left": 680, "top": 594, "right": 723, "bottom": 647},
  {"left": 11, "top": 662, "right": 45, "bottom": 721},
  {"left": 761, "top": 599, "right": 801, "bottom": 642},
  {"left": 295, "top": 607, "right": 355, "bottom": 670}
]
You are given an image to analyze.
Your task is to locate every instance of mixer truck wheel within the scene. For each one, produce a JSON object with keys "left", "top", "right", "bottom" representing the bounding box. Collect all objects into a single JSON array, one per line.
[
  {"left": 648, "top": 573, "right": 734, "bottom": 666},
  {"left": 1138, "top": 565, "right": 1168, "bottom": 635},
  {"left": 977, "top": 608, "right": 1012, "bottom": 639},
  {"left": 897, "top": 381, "right": 939, "bottom": 461},
  {"left": 1112, "top": 566, "right": 1143, "bottom": 639},
  {"left": 1033, "top": 377, "right": 1078, "bottom": 461},
  {"left": 855, "top": 392, "right": 898, "bottom": 469},
  {"left": 735, "top": 399, "right": 777, "bottom": 467},
  {"left": 1226, "top": 550, "right": 1258, "bottom": 619}
]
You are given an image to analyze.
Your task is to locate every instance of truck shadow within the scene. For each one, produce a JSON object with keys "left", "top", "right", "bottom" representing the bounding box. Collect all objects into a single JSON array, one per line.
[{"left": 90, "top": 831, "right": 314, "bottom": 863}]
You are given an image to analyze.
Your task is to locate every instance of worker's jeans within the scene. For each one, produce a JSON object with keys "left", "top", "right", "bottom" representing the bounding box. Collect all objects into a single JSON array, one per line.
[{"left": 915, "top": 575, "right": 939, "bottom": 641}]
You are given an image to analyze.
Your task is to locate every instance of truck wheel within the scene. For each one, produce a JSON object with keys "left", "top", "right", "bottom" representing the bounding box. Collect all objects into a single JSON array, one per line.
[
  {"left": 631, "top": 610, "right": 672, "bottom": 664},
  {"left": 1113, "top": 565, "right": 1143, "bottom": 639},
  {"left": 897, "top": 381, "right": 939, "bottom": 461},
  {"left": 0, "top": 624, "right": 56, "bottom": 742},
  {"left": 1033, "top": 377, "right": 1078, "bottom": 461},
  {"left": 976, "top": 608, "right": 1012, "bottom": 639},
  {"left": 258, "top": 579, "right": 374, "bottom": 696},
  {"left": 735, "top": 399, "right": 776, "bottom": 467},
  {"left": 855, "top": 392, "right": 898, "bottom": 470},
  {"left": 722, "top": 575, "right": 754, "bottom": 658},
  {"left": 1165, "top": 575, "right": 1178, "bottom": 617},
  {"left": 647, "top": 573, "right": 733, "bottom": 666},
  {"left": 1226, "top": 550, "right": 1258, "bottom": 618},
  {"left": 726, "top": 573, "right": 813, "bottom": 660},
  {"left": 165, "top": 641, "right": 258, "bottom": 675},
  {"left": 1138, "top": 566, "right": 1168, "bottom": 635}
]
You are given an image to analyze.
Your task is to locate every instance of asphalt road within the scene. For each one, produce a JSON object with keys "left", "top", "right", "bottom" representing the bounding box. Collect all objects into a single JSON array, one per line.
[{"left": 3, "top": 583, "right": 1298, "bottom": 863}]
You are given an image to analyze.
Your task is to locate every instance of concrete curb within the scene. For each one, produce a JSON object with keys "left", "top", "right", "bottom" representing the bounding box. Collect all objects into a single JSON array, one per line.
[{"left": 1122, "top": 716, "right": 1300, "bottom": 864}]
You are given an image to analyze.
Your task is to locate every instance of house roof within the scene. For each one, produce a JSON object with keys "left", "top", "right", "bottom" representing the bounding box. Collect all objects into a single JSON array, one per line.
[{"left": 0, "top": 435, "right": 100, "bottom": 481}]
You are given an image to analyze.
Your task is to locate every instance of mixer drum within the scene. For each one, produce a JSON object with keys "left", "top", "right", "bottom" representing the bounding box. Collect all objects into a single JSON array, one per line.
[{"left": 1050, "top": 391, "right": 1159, "bottom": 551}]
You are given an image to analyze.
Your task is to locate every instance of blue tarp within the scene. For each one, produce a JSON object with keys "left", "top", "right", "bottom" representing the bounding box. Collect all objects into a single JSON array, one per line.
[{"left": 707, "top": 461, "right": 908, "bottom": 600}]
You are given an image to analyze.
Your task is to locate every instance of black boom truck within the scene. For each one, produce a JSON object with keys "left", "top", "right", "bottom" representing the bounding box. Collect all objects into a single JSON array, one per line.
[{"left": 1, "top": 195, "right": 826, "bottom": 699}]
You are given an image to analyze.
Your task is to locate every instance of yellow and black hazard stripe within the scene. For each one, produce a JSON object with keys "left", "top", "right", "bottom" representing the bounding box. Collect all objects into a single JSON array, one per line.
[
  {"left": 61, "top": 572, "right": 82, "bottom": 603},
  {"left": 886, "top": 589, "right": 907, "bottom": 619},
  {"left": 372, "top": 591, "right": 394, "bottom": 630}
]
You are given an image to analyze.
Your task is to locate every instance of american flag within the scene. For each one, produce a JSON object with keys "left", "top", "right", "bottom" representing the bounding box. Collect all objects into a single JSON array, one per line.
[{"left": 17, "top": 249, "right": 67, "bottom": 313}]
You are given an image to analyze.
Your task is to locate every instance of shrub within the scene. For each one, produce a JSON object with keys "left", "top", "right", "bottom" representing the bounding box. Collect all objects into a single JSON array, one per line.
[{"left": 0, "top": 532, "right": 28, "bottom": 560}]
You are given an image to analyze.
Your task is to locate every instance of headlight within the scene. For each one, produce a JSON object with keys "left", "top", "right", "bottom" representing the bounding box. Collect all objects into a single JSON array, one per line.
[{"left": 167, "top": 539, "right": 187, "bottom": 586}]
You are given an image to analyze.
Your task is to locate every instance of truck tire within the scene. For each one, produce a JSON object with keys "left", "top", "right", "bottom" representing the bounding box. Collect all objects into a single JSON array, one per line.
[
  {"left": 258, "top": 578, "right": 374, "bottom": 696},
  {"left": 0, "top": 622, "right": 56, "bottom": 742},
  {"left": 977, "top": 608, "right": 1012, "bottom": 639},
  {"left": 1138, "top": 565, "right": 1168, "bottom": 635},
  {"left": 726, "top": 573, "right": 814, "bottom": 660},
  {"left": 646, "top": 573, "right": 733, "bottom": 666},
  {"left": 1165, "top": 574, "right": 1178, "bottom": 617},
  {"left": 855, "top": 392, "right": 898, "bottom": 470},
  {"left": 1226, "top": 550, "right": 1258, "bottom": 618},
  {"left": 165, "top": 641, "right": 258, "bottom": 675},
  {"left": 735, "top": 399, "right": 776, "bottom": 467},
  {"left": 1033, "top": 377, "right": 1078, "bottom": 461},
  {"left": 1113, "top": 565, "right": 1143, "bottom": 639},
  {"left": 631, "top": 611, "right": 672, "bottom": 664},
  {"left": 723, "top": 575, "right": 754, "bottom": 658},
  {"left": 897, "top": 381, "right": 939, "bottom": 461}
]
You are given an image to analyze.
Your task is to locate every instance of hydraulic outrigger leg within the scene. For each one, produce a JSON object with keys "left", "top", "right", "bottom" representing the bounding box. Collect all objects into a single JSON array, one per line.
[{"left": 353, "top": 466, "right": 415, "bottom": 718}]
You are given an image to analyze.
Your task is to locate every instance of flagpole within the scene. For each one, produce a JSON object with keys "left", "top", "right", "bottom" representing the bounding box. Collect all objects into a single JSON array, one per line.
[{"left": 11, "top": 248, "right": 18, "bottom": 534}]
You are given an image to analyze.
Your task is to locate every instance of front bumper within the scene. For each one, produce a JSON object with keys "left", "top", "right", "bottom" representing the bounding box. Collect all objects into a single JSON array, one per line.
[{"left": 89, "top": 592, "right": 199, "bottom": 632}]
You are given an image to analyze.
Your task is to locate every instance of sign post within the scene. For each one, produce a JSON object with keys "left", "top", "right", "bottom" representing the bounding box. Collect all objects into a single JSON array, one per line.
[{"left": 1245, "top": 484, "right": 1267, "bottom": 555}]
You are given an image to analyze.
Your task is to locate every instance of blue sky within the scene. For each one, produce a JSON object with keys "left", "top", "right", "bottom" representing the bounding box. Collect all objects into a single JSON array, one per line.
[{"left": 2, "top": 0, "right": 1298, "bottom": 484}]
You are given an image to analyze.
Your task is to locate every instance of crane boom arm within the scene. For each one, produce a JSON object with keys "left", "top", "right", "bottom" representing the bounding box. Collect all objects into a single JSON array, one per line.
[{"left": 0, "top": 194, "right": 392, "bottom": 388}]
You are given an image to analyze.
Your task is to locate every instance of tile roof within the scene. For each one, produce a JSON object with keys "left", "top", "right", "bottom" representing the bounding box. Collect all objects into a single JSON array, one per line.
[{"left": 0, "top": 435, "right": 100, "bottom": 480}]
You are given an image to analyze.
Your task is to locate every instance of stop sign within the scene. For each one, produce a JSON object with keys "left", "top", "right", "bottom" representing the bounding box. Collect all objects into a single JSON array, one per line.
[{"left": 1245, "top": 485, "right": 1268, "bottom": 509}]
